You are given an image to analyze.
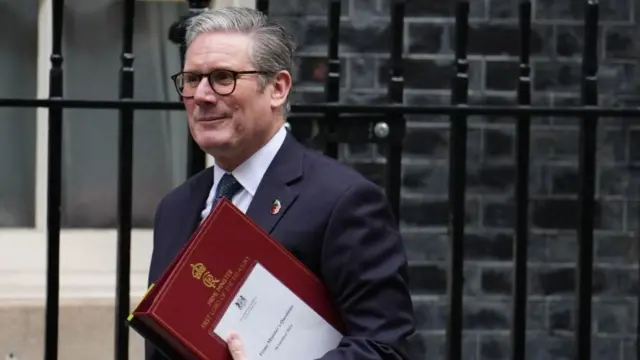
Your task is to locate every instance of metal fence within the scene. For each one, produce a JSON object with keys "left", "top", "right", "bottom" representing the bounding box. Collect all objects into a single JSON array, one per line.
[{"left": 0, "top": 0, "right": 638, "bottom": 359}]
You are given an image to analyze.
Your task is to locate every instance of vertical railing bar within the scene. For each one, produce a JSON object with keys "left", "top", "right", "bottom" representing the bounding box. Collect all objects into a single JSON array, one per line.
[
  {"left": 115, "top": 0, "right": 136, "bottom": 359},
  {"left": 575, "top": 1, "right": 599, "bottom": 360},
  {"left": 446, "top": 2, "right": 469, "bottom": 360},
  {"left": 324, "top": 0, "right": 341, "bottom": 159},
  {"left": 44, "top": 0, "right": 64, "bottom": 359},
  {"left": 384, "top": 0, "right": 405, "bottom": 222},
  {"left": 184, "top": 1, "right": 209, "bottom": 177},
  {"left": 510, "top": 2, "right": 531, "bottom": 359},
  {"left": 256, "top": 0, "right": 269, "bottom": 15}
]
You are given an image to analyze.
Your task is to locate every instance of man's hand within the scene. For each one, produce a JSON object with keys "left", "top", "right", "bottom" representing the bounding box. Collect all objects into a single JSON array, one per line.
[{"left": 226, "top": 332, "right": 247, "bottom": 360}]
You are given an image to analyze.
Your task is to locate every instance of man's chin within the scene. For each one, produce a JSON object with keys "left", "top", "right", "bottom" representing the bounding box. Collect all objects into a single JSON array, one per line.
[
  {"left": 199, "top": 140, "right": 229, "bottom": 150},
  {"left": 195, "top": 127, "right": 230, "bottom": 143},
  {"left": 198, "top": 117, "right": 230, "bottom": 127},
  {"left": 197, "top": 137, "right": 234, "bottom": 154}
]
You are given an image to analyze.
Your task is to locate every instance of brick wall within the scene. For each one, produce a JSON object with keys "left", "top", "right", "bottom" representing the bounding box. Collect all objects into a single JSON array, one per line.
[{"left": 270, "top": 0, "right": 640, "bottom": 359}]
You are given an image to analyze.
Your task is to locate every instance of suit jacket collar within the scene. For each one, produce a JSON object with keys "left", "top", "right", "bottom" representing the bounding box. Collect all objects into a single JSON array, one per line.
[
  {"left": 246, "top": 131, "right": 303, "bottom": 233},
  {"left": 182, "top": 166, "right": 214, "bottom": 242}
]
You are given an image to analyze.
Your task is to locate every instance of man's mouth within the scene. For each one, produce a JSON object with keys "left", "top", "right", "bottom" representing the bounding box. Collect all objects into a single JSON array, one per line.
[{"left": 198, "top": 116, "right": 228, "bottom": 123}]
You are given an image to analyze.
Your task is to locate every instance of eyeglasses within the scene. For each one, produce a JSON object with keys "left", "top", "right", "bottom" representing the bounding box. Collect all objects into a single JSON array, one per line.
[{"left": 170, "top": 69, "right": 267, "bottom": 98}]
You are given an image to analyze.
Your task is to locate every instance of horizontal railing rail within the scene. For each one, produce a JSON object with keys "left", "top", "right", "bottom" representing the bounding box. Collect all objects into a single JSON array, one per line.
[{"left": 1, "top": 98, "right": 639, "bottom": 116}]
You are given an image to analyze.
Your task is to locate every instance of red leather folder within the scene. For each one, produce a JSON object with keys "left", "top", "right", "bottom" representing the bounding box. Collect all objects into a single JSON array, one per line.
[{"left": 128, "top": 198, "right": 344, "bottom": 360}]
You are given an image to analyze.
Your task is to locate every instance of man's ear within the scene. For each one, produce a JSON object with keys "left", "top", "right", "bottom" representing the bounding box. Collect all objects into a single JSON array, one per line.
[{"left": 269, "top": 70, "right": 292, "bottom": 109}]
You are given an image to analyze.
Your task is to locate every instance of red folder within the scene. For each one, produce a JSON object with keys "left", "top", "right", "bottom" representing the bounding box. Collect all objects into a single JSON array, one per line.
[{"left": 128, "top": 198, "right": 344, "bottom": 360}]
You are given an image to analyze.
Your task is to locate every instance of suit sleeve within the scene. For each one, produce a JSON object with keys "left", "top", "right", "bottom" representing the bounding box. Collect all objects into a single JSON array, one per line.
[
  {"left": 148, "top": 196, "right": 167, "bottom": 286},
  {"left": 318, "top": 180, "right": 416, "bottom": 360}
]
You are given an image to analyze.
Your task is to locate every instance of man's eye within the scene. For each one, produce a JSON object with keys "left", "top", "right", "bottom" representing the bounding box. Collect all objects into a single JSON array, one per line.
[
  {"left": 184, "top": 74, "right": 200, "bottom": 83},
  {"left": 212, "top": 72, "right": 233, "bottom": 83}
]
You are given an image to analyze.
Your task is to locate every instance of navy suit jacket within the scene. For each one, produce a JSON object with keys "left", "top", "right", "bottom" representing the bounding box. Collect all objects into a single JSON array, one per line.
[{"left": 146, "top": 132, "right": 416, "bottom": 360}]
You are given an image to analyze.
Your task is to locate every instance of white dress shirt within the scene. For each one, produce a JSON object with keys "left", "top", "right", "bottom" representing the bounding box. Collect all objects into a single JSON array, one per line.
[{"left": 200, "top": 124, "right": 287, "bottom": 220}]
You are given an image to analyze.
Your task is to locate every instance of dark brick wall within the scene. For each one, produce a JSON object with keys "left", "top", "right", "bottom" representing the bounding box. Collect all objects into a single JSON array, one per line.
[{"left": 269, "top": 0, "right": 640, "bottom": 359}]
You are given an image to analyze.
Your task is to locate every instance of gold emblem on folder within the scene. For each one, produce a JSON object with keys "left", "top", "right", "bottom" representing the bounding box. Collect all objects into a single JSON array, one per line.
[
  {"left": 202, "top": 272, "right": 220, "bottom": 288},
  {"left": 191, "top": 263, "right": 220, "bottom": 288},
  {"left": 191, "top": 263, "right": 206, "bottom": 279}
]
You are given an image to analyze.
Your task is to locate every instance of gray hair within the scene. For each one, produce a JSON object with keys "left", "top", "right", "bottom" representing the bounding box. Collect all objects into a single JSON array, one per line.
[{"left": 185, "top": 7, "right": 296, "bottom": 117}]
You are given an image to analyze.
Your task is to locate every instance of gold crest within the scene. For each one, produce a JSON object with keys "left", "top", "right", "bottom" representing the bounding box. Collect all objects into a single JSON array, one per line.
[
  {"left": 202, "top": 272, "right": 220, "bottom": 288},
  {"left": 191, "top": 263, "right": 206, "bottom": 279}
]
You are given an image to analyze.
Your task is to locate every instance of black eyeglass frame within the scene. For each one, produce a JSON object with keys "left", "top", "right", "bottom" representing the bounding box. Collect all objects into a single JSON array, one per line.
[{"left": 170, "top": 69, "right": 269, "bottom": 98}]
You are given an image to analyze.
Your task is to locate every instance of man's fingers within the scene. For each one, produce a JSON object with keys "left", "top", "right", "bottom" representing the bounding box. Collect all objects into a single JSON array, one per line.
[{"left": 227, "top": 331, "right": 245, "bottom": 360}]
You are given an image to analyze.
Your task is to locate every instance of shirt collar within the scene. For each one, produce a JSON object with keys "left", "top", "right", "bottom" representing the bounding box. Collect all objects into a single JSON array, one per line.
[{"left": 212, "top": 124, "right": 287, "bottom": 196}]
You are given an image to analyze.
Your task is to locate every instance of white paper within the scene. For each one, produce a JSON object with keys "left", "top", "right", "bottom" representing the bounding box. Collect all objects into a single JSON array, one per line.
[{"left": 212, "top": 262, "right": 343, "bottom": 359}]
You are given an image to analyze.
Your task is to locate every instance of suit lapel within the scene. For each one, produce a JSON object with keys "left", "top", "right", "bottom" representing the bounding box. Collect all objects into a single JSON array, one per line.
[{"left": 246, "top": 132, "right": 304, "bottom": 234}]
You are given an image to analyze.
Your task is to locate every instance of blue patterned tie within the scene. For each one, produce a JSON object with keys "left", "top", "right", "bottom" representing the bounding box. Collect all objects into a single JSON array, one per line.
[{"left": 213, "top": 173, "right": 244, "bottom": 206}]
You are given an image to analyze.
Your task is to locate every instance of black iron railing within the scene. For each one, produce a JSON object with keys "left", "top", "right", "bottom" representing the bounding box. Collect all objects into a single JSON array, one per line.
[
  {"left": 512, "top": 2, "right": 531, "bottom": 359},
  {"left": 168, "top": 0, "right": 210, "bottom": 177},
  {"left": 0, "top": 0, "right": 638, "bottom": 360},
  {"left": 115, "top": 0, "right": 135, "bottom": 357}
]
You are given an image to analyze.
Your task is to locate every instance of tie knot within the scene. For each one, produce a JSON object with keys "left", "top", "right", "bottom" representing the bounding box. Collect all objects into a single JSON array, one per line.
[{"left": 214, "top": 173, "right": 243, "bottom": 203}]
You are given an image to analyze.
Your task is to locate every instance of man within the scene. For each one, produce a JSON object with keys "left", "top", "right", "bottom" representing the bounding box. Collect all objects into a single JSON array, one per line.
[{"left": 147, "top": 6, "right": 416, "bottom": 360}]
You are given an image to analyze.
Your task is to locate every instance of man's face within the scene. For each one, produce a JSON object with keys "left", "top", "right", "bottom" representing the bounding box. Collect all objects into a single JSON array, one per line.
[{"left": 181, "top": 31, "right": 288, "bottom": 159}]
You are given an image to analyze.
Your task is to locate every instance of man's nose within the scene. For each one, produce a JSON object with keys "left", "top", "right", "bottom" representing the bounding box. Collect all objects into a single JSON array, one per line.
[{"left": 193, "top": 77, "right": 217, "bottom": 103}]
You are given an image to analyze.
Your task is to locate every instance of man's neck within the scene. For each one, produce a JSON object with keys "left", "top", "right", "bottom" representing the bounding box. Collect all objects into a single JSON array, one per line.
[{"left": 213, "top": 120, "right": 284, "bottom": 172}]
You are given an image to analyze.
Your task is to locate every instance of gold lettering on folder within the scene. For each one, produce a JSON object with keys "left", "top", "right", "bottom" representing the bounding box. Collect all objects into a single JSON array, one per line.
[{"left": 193, "top": 259, "right": 251, "bottom": 329}]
